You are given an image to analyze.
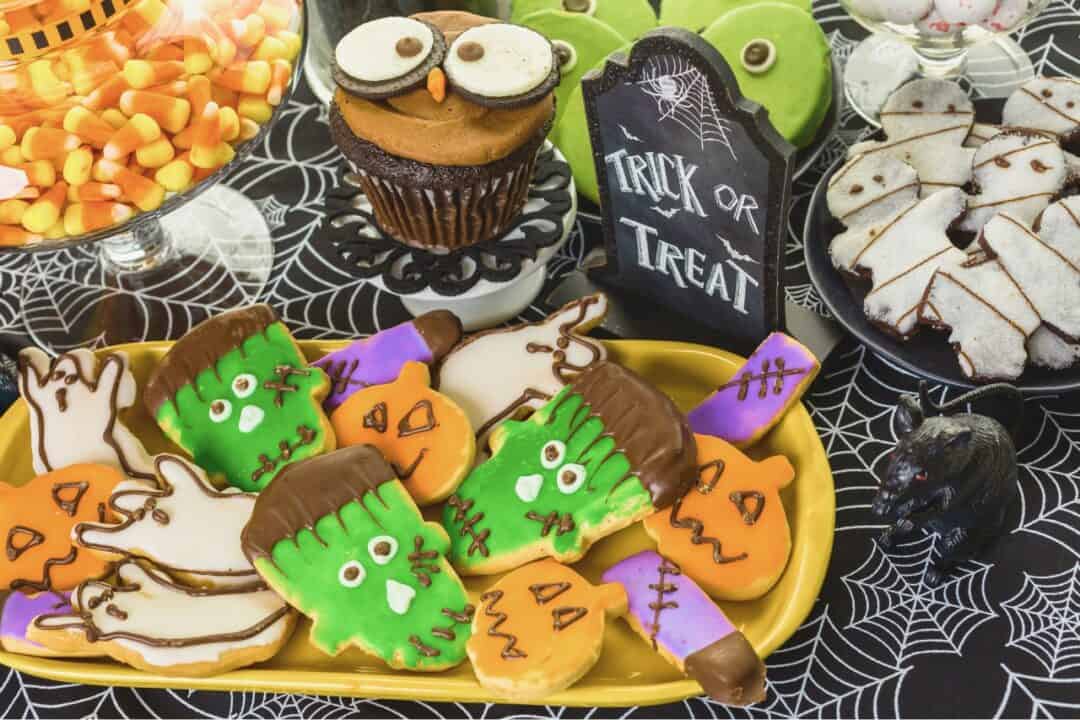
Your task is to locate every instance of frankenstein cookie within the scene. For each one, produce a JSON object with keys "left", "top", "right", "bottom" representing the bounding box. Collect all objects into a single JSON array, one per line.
[
  {"left": 241, "top": 446, "right": 474, "bottom": 671},
  {"left": 443, "top": 361, "right": 697, "bottom": 575},
  {"left": 145, "top": 305, "right": 335, "bottom": 493},
  {"left": 468, "top": 559, "right": 626, "bottom": 700}
]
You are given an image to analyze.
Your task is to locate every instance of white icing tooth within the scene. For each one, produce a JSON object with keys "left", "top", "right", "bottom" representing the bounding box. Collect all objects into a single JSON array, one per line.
[
  {"left": 335, "top": 16, "right": 435, "bottom": 84},
  {"left": 386, "top": 579, "right": 416, "bottom": 615},
  {"left": 515, "top": 474, "right": 543, "bottom": 503},
  {"left": 444, "top": 24, "right": 554, "bottom": 99},
  {"left": 238, "top": 405, "right": 265, "bottom": 433}
]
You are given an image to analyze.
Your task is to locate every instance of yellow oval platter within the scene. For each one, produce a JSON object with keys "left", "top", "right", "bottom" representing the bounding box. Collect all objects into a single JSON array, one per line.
[{"left": 0, "top": 338, "right": 835, "bottom": 707}]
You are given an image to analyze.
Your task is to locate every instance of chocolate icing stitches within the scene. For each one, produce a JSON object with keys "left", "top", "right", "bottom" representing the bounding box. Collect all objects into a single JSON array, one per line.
[{"left": 479, "top": 590, "right": 527, "bottom": 659}]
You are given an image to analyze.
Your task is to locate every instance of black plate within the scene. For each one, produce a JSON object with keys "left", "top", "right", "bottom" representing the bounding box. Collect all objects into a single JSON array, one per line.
[{"left": 803, "top": 97, "right": 1080, "bottom": 393}]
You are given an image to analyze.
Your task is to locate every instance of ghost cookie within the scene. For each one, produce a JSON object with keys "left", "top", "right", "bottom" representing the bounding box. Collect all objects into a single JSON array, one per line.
[
  {"left": 1, "top": 592, "right": 100, "bottom": 657},
  {"left": 510, "top": 0, "right": 656, "bottom": 42},
  {"left": 18, "top": 348, "right": 155, "bottom": 481},
  {"left": 827, "top": 153, "right": 920, "bottom": 229},
  {"left": 436, "top": 294, "right": 607, "bottom": 449},
  {"left": 644, "top": 435, "right": 794, "bottom": 601},
  {"left": 1027, "top": 196, "right": 1080, "bottom": 367},
  {"left": 29, "top": 561, "right": 295, "bottom": 677},
  {"left": 687, "top": 333, "right": 820, "bottom": 448},
  {"left": 1002, "top": 77, "right": 1080, "bottom": 143},
  {"left": 241, "top": 445, "right": 474, "bottom": 671},
  {"left": 831, "top": 187, "right": 968, "bottom": 337},
  {"left": 144, "top": 305, "right": 335, "bottom": 493},
  {"left": 468, "top": 559, "right": 627, "bottom": 701},
  {"left": 0, "top": 465, "right": 123, "bottom": 593},
  {"left": 312, "top": 310, "right": 462, "bottom": 412},
  {"left": 443, "top": 361, "right": 697, "bottom": 575},
  {"left": 74, "top": 455, "right": 259, "bottom": 589},
  {"left": 961, "top": 131, "right": 1066, "bottom": 233},
  {"left": 331, "top": 362, "right": 475, "bottom": 506},
  {"left": 602, "top": 551, "right": 766, "bottom": 706}
]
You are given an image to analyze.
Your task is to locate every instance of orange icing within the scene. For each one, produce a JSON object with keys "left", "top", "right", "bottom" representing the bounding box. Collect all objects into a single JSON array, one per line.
[
  {"left": 643, "top": 434, "right": 794, "bottom": 602},
  {"left": 330, "top": 362, "right": 474, "bottom": 506},
  {"left": 0, "top": 464, "right": 123, "bottom": 592}
]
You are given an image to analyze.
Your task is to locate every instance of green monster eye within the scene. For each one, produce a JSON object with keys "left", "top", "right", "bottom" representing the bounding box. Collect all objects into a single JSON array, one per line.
[
  {"left": 232, "top": 373, "right": 257, "bottom": 398},
  {"left": 338, "top": 560, "right": 366, "bottom": 588},
  {"left": 541, "top": 441, "right": 565, "bottom": 469},
  {"left": 556, "top": 463, "right": 587, "bottom": 494},
  {"left": 209, "top": 399, "right": 232, "bottom": 423},
  {"left": 367, "top": 535, "right": 398, "bottom": 565}
]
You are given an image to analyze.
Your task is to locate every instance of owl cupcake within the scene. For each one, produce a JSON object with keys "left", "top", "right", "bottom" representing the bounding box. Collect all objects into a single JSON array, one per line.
[{"left": 330, "top": 12, "right": 559, "bottom": 251}]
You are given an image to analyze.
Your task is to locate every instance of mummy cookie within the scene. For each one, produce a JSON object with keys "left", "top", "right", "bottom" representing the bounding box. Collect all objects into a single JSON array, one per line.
[
  {"left": 601, "top": 551, "right": 766, "bottom": 706},
  {"left": 827, "top": 153, "right": 919, "bottom": 229},
  {"left": 965, "top": 122, "right": 1000, "bottom": 148},
  {"left": 0, "top": 465, "right": 123, "bottom": 593},
  {"left": 961, "top": 131, "right": 1066, "bottom": 233},
  {"left": 29, "top": 561, "right": 295, "bottom": 677},
  {"left": 468, "top": 560, "right": 627, "bottom": 701},
  {"left": 644, "top": 435, "right": 794, "bottom": 601},
  {"left": 74, "top": 455, "right": 260, "bottom": 589},
  {"left": 436, "top": 294, "right": 607, "bottom": 448},
  {"left": 1029, "top": 327, "right": 1080, "bottom": 369},
  {"left": 687, "top": 333, "right": 820, "bottom": 448},
  {"left": 145, "top": 305, "right": 335, "bottom": 493},
  {"left": 1002, "top": 77, "right": 1080, "bottom": 142},
  {"left": 1, "top": 591, "right": 99, "bottom": 657},
  {"left": 18, "top": 348, "right": 155, "bottom": 481},
  {"left": 831, "top": 187, "right": 968, "bottom": 337},
  {"left": 848, "top": 137, "right": 974, "bottom": 198},
  {"left": 241, "top": 445, "right": 474, "bottom": 671},
  {"left": 1025, "top": 186, "right": 1080, "bottom": 369},
  {"left": 331, "top": 362, "right": 475, "bottom": 506},
  {"left": 443, "top": 362, "right": 697, "bottom": 575},
  {"left": 312, "top": 310, "right": 462, "bottom": 412}
]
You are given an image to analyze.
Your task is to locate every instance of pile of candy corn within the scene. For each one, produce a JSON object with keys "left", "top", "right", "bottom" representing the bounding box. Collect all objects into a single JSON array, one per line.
[{"left": 0, "top": 0, "right": 301, "bottom": 246}]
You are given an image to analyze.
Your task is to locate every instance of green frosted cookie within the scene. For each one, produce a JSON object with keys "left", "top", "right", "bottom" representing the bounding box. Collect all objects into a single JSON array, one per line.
[
  {"left": 659, "top": 0, "right": 812, "bottom": 33},
  {"left": 519, "top": 10, "right": 627, "bottom": 129},
  {"left": 511, "top": 0, "right": 656, "bottom": 42},
  {"left": 702, "top": 1, "right": 832, "bottom": 148}
]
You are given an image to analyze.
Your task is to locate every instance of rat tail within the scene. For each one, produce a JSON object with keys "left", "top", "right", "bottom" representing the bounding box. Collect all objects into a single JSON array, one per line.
[{"left": 917, "top": 381, "right": 1025, "bottom": 439}]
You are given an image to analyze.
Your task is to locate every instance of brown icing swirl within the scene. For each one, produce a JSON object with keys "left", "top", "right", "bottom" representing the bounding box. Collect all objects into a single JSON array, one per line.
[{"left": 683, "top": 633, "right": 767, "bottom": 706}]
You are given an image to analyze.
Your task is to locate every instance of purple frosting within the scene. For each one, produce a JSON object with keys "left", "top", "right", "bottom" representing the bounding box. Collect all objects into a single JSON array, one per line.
[
  {"left": 602, "top": 550, "right": 734, "bottom": 661},
  {"left": 1, "top": 591, "right": 72, "bottom": 650},
  {"left": 687, "top": 332, "right": 820, "bottom": 445},
  {"left": 312, "top": 322, "right": 434, "bottom": 411}
]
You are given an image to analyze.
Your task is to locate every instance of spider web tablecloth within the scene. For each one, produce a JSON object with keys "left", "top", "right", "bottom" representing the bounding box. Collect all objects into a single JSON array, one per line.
[{"left": 5, "top": 2, "right": 1080, "bottom": 717}]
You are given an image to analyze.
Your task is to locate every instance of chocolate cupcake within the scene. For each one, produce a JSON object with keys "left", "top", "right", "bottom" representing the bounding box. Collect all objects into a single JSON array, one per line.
[{"left": 330, "top": 12, "right": 559, "bottom": 251}]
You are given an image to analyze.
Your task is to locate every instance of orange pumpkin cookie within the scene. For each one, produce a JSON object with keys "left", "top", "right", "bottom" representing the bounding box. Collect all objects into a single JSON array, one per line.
[
  {"left": 0, "top": 465, "right": 123, "bottom": 593},
  {"left": 468, "top": 559, "right": 626, "bottom": 701},
  {"left": 331, "top": 362, "right": 475, "bottom": 506},
  {"left": 643, "top": 434, "right": 794, "bottom": 601}
]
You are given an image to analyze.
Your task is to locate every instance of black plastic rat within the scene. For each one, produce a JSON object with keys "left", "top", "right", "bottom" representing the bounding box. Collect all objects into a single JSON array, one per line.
[{"left": 872, "top": 382, "right": 1022, "bottom": 586}]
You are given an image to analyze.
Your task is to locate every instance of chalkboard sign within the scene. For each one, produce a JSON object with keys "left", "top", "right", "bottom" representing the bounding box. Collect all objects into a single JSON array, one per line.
[{"left": 583, "top": 28, "right": 795, "bottom": 354}]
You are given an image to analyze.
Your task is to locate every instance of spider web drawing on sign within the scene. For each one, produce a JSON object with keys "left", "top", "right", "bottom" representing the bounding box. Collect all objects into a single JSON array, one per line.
[
  {"left": 1003, "top": 565, "right": 1080, "bottom": 678},
  {"left": 635, "top": 55, "right": 738, "bottom": 159}
]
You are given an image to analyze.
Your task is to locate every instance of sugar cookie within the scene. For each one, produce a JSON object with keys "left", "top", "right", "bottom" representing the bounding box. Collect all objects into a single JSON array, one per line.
[
  {"left": 827, "top": 153, "right": 920, "bottom": 229},
  {"left": 468, "top": 559, "right": 626, "bottom": 701},
  {"left": 241, "top": 445, "right": 474, "bottom": 671},
  {"left": 145, "top": 305, "right": 335, "bottom": 493},
  {"left": 331, "top": 362, "right": 475, "bottom": 506},
  {"left": 443, "top": 361, "right": 697, "bottom": 575},
  {"left": 1003, "top": 77, "right": 1080, "bottom": 142},
  {"left": 601, "top": 551, "right": 766, "bottom": 706},
  {"left": 1, "top": 591, "right": 100, "bottom": 657},
  {"left": 510, "top": 0, "right": 656, "bottom": 42}
]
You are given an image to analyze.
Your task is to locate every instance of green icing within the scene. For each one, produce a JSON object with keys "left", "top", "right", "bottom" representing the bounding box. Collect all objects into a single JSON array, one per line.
[
  {"left": 511, "top": 0, "right": 656, "bottom": 42},
  {"left": 659, "top": 0, "right": 812, "bottom": 32},
  {"left": 519, "top": 10, "right": 627, "bottom": 130},
  {"left": 443, "top": 386, "right": 653, "bottom": 572},
  {"left": 256, "top": 480, "right": 472, "bottom": 670},
  {"left": 154, "top": 323, "right": 331, "bottom": 493},
  {"left": 702, "top": 1, "right": 832, "bottom": 148}
]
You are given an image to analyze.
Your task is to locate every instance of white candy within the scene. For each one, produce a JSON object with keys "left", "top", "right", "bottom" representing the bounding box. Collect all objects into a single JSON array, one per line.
[
  {"left": 827, "top": 153, "right": 920, "bottom": 229},
  {"left": 336, "top": 17, "right": 435, "bottom": 83},
  {"left": 1003, "top": 77, "right": 1080, "bottom": 139},
  {"left": 444, "top": 24, "right": 553, "bottom": 99},
  {"left": 961, "top": 132, "right": 1066, "bottom": 233},
  {"left": 880, "top": 0, "right": 934, "bottom": 24},
  {"left": 917, "top": 8, "right": 964, "bottom": 35},
  {"left": 935, "top": 0, "right": 997, "bottom": 25},
  {"left": 982, "top": 0, "right": 1031, "bottom": 31}
]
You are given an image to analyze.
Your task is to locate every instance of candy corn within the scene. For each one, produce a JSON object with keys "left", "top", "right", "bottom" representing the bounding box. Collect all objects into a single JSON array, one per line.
[
  {"left": 135, "top": 137, "right": 175, "bottom": 168},
  {"left": 64, "top": 201, "right": 136, "bottom": 235},
  {"left": 63, "top": 147, "right": 94, "bottom": 185},
  {"left": 68, "top": 182, "right": 122, "bottom": 202},
  {"left": 22, "top": 182, "right": 67, "bottom": 233},
  {"left": 118, "top": 91, "right": 191, "bottom": 134},
  {"left": 213, "top": 61, "right": 271, "bottom": 95},
  {"left": 104, "top": 114, "right": 161, "bottom": 160},
  {"left": 123, "top": 60, "right": 185, "bottom": 90},
  {"left": 64, "top": 107, "right": 115, "bottom": 148},
  {"left": 21, "top": 127, "right": 80, "bottom": 161}
]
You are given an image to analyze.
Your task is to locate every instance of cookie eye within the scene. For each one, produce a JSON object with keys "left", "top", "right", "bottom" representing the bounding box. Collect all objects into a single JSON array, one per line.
[
  {"left": 562, "top": 0, "right": 596, "bottom": 14},
  {"left": 552, "top": 40, "right": 577, "bottom": 73},
  {"left": 333, "top": 16, "right": 448, "bottom": 100},
  {"left": 443, "top": 24, "right": 557, "bottom": 108},
  {"left": 398, "top": 400, "right": 436, "bottom": 437},
  {"left": 338, "top": 560, "right": 366, "bottom": 588},
  {"left": 741, "top": 39, "right": 777, "bottom": 75},
  {"left": 209, "top": 399, "right": 232, "bottom": 423},
  {"left": 368, "top": 535, "right": 398, "bottom": 565},
  {"left": 556, "top": 463, "right": 587, "bottom": 494},
  {"left": 231, "top": 373, "right": 257, "bottom": 398},
  {"left": 540, "top": 440, "right": 566, "bottom": 469}
]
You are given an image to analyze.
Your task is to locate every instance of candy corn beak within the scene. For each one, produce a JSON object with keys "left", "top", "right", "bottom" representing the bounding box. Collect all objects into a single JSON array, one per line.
[{"left": 427, "top": 67, "right": 446, "bottom": 104}]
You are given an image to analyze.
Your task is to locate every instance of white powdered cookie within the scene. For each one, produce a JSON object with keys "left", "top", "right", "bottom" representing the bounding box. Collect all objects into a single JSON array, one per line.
[
  {"left": 965, "top": 123, "right": 1000, "bottom": 148},
  {"left": 961, "top": 132, "right": 1066, "bottom": 233},
  {"left": 831, "top": 188, "right": 968, "bottom": 336},
  {"left": 1024, "top": 196, "right": 1080, "bottom": 367},
  {"left": 828, "top": 154, "right": 920, "bottom": 229},
  {"left": 1002, "top": 77, "right": 1080, "bottom": 140},
  {"left": 922, "top": 251, "right": 1041, "bottom": 380},
  {"left": 982, "top": 212, "right": 1080, "bottom": 341},
  {"left": 1028, "top": 326, "right": 1080, "bottom": 369},
  {"left": 849, "top": 138, "right": 975, "bottom": 197},
  {"left": 880, "top": 78, "right": 976, "bottom": 143}
]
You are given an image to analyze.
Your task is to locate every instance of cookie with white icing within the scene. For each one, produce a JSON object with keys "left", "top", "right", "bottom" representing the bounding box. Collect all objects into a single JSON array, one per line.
[
  {"left": 879, "top": 78, "right": 975, "bottom": 144},
  {"left": 965, "top": 122, "right": 1000, "bottom": 148},
  {"left": 1002, "top": 77, "right": 1080, "bottom": 141},
  {"left": 848, "top": 138, "right": 974, "bottom": 198},
  {"left": 827, "top": 153, "right": 919, "bottom": 228},
  {"left": 961, "top": 131, "right": 1066, "bottom": 233},
  {"left": 74, "top": 455, "right": 260, "bottom": 589},
  {"left": 28, "top": 561, "right": 295, "bottom": 677},
  {"left": 1, "top": 591, "right": 101, "bottom": 657},
  {"left": 333, "top": 16, "right": 448, "bottom": 100},
  {"left": 1029, "top": 327, "right": 1080, "bottom": 369},
  {"left": 1025, "top": 196, "right": 1080, "bottom": 366},
  {"left": 443, "top": 22, "right": 559, "bottom": 109}
]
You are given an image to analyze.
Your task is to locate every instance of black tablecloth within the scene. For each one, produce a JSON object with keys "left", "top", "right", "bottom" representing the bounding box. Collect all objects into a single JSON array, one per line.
[{"left": 5, "top": 2, "right": 1080, "bottom": 717}]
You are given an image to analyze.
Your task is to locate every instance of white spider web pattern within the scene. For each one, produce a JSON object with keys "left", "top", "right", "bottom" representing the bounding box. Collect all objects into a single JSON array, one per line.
[
  {"left": 1015, "top": 404, "right": 1080, "bottom": 557},
  {"left": 635, "top": 55, "right": 737, "bottom": 158},
  {"left": 995, "top": 665, "right": 1080, "bottom": 719},
  {"left": 1003, "top": 565, "right": 1080, "bottom": 677}
]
